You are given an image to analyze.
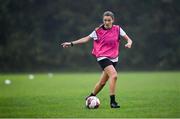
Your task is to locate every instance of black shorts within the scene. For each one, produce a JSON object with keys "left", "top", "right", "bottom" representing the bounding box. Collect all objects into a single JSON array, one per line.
[{"left": 98, "top": 58, "right": 117, "bottom": 70}]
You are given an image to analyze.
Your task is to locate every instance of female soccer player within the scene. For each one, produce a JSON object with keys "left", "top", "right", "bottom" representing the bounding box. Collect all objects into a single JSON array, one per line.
[{"left": 61, "top": 11, "right": 133, "bottom": 108}]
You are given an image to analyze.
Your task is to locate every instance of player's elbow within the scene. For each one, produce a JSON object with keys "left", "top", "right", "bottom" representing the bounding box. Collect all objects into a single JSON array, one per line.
[
  {"left": 83, "top": 36, "right": 91, "bottom": 43},
  {"left": 130, "top": 39, "right": 133, "bottom": 44}
]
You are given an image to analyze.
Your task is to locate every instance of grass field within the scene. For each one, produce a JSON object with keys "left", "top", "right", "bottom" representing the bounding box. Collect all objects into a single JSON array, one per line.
[{"left": 0, "top": 72, "right": 180, "bottom": 118}]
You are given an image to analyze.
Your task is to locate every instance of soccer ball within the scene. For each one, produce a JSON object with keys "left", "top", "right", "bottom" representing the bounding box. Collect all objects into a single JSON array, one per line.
[
  {"left": 86, "top": 96, "right": 100, "bottom": 109},
  {"left": 28, "top": 74, "right": 34, "bottom": 80},
  {"left": 4, "top": 79, "right": 11, "bottom": 85}
]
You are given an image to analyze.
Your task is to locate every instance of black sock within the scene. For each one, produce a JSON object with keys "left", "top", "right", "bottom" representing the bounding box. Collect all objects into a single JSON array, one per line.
[
  {"left": 110, "top": 95, "right": 116, "bottom": 103},
  {"left": 89, "top": 93, "right": 95, "bottom": 96}
]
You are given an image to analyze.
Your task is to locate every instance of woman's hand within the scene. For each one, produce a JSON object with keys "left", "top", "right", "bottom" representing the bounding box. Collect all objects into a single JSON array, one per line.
[
  {"left": 125, "top": 42, "right": 132, "bottom": 48},
  {"left": 61, "top": 36, "right": 91, "bottom": 48},
  {"left": 61, "top": 42, "right": 72, "bottom": 48},
  {"left": 123, "top": 35, "right": 133, "bottom": 49}
]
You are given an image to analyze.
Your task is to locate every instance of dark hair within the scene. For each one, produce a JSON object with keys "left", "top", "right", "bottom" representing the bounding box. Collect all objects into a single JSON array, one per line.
[{"left": 103, "top": 11, "right": 114, "bottom": 19}]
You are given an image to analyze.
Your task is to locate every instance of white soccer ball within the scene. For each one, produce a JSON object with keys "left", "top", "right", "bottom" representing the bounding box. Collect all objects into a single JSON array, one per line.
[
  {"left": 48, "top": 73, "right": 53, "bottom": 78},
  {"left": 28, "top": 74, "right": 34, "bottom": 80},
  {"left": 4, "top": 79, "right": 11, "bottom": 85},
  {"left": 86, "top": 96, "right": 100, "bottom": 109}
]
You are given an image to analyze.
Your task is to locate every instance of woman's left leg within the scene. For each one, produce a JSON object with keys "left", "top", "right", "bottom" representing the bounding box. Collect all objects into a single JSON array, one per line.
[
  {"left": 92, "top": 71, "right": 109, "bottom": 95},
  {"left": 86, "top": 71, "right": 109, "bottom": 99}
]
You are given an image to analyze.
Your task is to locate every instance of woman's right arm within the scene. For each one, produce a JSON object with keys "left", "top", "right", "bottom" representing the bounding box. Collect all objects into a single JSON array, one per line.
[{"left": 61, "top": 36, "right": 91, "bottom": 48}]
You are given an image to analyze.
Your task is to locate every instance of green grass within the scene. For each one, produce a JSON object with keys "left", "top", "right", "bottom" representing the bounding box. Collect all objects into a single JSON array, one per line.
[{"left": 0, "top": 72, "right": 180, "bottom": 118}]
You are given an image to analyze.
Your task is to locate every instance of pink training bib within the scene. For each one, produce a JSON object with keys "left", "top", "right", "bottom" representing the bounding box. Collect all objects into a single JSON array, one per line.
[{"left": 92, "top": 25, "right": 120, "bottom": 58}]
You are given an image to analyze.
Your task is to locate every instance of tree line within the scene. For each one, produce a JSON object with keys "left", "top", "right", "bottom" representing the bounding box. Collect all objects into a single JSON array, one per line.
[{"left": 0, "top": 0, "right": 180, "bottom": 72}]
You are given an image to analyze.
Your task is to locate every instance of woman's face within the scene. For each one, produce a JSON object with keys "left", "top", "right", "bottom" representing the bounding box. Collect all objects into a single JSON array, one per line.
[{"left": 103, "top": 16, "right": 114, "bottom": 29}]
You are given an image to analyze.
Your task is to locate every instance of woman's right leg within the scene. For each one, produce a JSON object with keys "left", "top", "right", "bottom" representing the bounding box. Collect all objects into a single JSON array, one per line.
[
  {"left": 92, "top": 71, "right": 109, "bottom": 95},
  {"left": 104, "top": 65, "right": 118, "bottom": 96},
  {"left": 104, "top": 65, "right": 120, "bottom": 108}
]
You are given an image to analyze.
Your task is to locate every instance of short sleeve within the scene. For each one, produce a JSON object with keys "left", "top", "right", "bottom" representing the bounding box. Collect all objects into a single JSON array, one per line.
[
  {"left": 120, "top": 28, "right": 126, "bottom": 36},
  {"left": 89, "top": 31, "right": 98, "bottom": 40}
]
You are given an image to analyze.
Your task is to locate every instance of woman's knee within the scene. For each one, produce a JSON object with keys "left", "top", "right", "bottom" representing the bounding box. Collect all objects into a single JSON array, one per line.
[
  {"left": 99, "top": 80, "right": 107, "bottom": 86},
  {"left": 110, "top": 73, "right": 118, "bottom": 80},
  {"left": 104, "top": 65, "right": 118, "bottom": 80},
  {"left": 99, "top": 71, "right": 108, "bottom": 86}
]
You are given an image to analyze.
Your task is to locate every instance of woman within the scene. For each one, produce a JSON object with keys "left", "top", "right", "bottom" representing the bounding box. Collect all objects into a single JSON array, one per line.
[{"left": 61, "top": 11, "right": 133, "bottom": 108}]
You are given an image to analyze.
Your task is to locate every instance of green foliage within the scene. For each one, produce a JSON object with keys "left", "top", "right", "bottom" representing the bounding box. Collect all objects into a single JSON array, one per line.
[{"left": 0, "top": 0, "right": 180, "bottom": 71}]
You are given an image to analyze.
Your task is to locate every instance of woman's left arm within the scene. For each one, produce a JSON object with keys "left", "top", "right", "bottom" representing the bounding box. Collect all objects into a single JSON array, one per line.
[{"left": 123, "top": 35, "right": 133, "bottom": 48}]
